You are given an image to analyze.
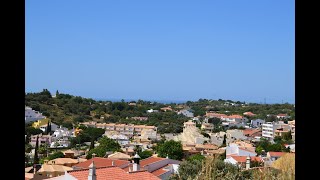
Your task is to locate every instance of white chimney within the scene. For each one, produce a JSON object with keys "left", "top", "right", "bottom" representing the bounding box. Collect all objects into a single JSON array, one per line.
[
  {"left": 112, "top": 160, "right": 115, "bottom": 166},
  {"left": 246, "top": 156, "right": 250, "bottom": 170},
  {"left": 133, "top": 163, "right": 140, "bottom": 172},
  {"left": 132, "top": 153, "right": 141, "bottom": 171},
  {"left": 88, "top": 161, "right": 96, "bottom": 180}
]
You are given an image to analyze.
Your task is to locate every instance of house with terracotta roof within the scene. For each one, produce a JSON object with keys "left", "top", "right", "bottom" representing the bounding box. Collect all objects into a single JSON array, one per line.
[
  {"left": 243, "top": 129, "right": 261, "bottom": 137},
  {"left": 48, "top": 162, "right": 160, "bottom": 180},
  {"left": 107, "top": 152, "right": 131, "bottom": 161},
  {"left": 46, "top": 158, "right": 87, "bottom": 167},
  {"left": 221, "top": 115, "right": 248, "bottom": 123},
  {"left": 72, "top": 157, "right": 130, "bottom": 170},
  {"left": 224, "top": 156, "right": 263, "bottom": 168},
  {"left": 205, "top": 112, "right": 227, "bottom": 119},
  {"left": 37, "top": 163, "right": 73, "bottom": 178},
  {"left": 267, "top": 152, "right": 288, "bottom": 161},
  {"left": 160, "top": 106, "right": 173, "bottom": 112},
  {"left": 123, "top": 156, "right": 181, "bottom": 180},
  {"left": 243, "top": 112, "right": 256, "bottom": 117}
]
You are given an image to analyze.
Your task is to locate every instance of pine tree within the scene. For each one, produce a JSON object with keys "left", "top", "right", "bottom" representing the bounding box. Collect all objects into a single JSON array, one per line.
[{"left": 33, "top": 135, "right": 39, "bottom": 165}]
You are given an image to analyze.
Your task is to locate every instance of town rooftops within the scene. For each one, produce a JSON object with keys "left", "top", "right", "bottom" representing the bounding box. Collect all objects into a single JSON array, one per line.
[
  {"left": 140, "top": 157, "right": 166, "bottom": 167},
  {"left": 243, "top": 112, "right": 256, "bottom": 116},
  {"left": 243, "top": 129, "right": 261, "bottom": 136},
  {"left": 47, "top": 158, "right": 87, "bottom": 165},
  {"left": 228, "top": 115, "right": 244, "bottom": 119},
  {"left": 230, "top": 156, "right": 263, "bottom": 163},
  {"left": 108, "top": 152, "right": 131, "bottom": 160},
  {"left": 268, "top": 152, "right": 288, "bottom": 157},
  {"left": 38, "top": 164, "right": 73, "bottom": 173},
  {"left": 49, "top": 166, "right": 160, "bottom": 180},
  {"left": 73, "top": 157, "right": 130, "bottom": 169}
]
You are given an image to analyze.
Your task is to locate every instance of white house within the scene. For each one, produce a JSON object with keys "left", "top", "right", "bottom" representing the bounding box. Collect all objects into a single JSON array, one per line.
[
  {"left": 226, "top": 143, "right": 257, "bottom": 157},
  {"left": 250, "top": 119, "right": 265, "bottom": 128},
  {"left": 107, "top": 134, "right": 130, "bottom": 146},
  {"left": 221, "top": 115, "right": 247, "bottom": 123},
  {"left": 276, "top": 114, "right": 290, "bottom": 119},
  {"left": 52, "top": 126, "right": 73, "bottom": 139},
  {"left": 147, "top": 109, "right": 159, "bottom": 113},
  {"left": 178, "top": 110, "right": 194, "bottom": 118},
  {"left": 25, "top": 106, "right": 45, "bottom": 123}
]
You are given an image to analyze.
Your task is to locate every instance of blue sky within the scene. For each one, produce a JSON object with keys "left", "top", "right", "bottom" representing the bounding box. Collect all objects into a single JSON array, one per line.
[{"left": 26, "top": 0, "right": 294, "bottom": 104}]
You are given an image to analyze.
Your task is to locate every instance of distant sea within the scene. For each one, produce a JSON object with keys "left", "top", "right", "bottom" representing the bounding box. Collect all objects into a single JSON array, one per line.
[
  {"left": 93, "top": 98, "right": 187, "bottom": 104},
  {"left": 93, "top": 98, "right": 294, "bottom": 105}
]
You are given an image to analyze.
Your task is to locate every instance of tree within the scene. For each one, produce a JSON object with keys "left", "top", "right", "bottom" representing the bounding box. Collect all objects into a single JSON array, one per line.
[
  {"left": 33, "top": 135, "right": 39, "bottom": 164},
  {"left": 139, "top": 150, "right": 153, "bottom": 160},
  {"left": 209, "top": 117, "right": 221, "bottom": 125},
  {"left": 187, "top": 154, "right": 205, "bottom": 162},
  {"left": 221, "top": 134, "right": 227, "bottom": 147},
  {"left": 48, "top": 151, "right": 64, "bottom": 160},
  {"left": 157, "top": 140, "right": 183, "bottom": 160},
  {"left": 282, "top": 131, "right": 292, "bottom": 141},
  {"left": 46, "top": 120, "right": 51, "bottom": 135},
  {"left": 82, "top": 127, "right": 105, "bottom": 150},
  {"left": 86, "top": 137, "right": 121, "bottom": 159},
  {"left": 25, "top": 144, "right": 33, "bottom": 153},
  {"left": 178, "top": 158, "right": 203, "bottom": 180}
]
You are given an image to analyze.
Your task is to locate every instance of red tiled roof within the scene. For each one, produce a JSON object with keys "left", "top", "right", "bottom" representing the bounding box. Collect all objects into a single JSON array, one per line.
[
  {"left": 67, "top": 166, "right": 160, "bottom": 180},
  {"left": 268, "top": 152, "right": 288, "bottom": 157},
  {"left": 73, "top": 157, "right": 130, "bottom": 168},
  {"left": 140, "top": 157, "right": 166, "bottom": 167},
  {"left": 128, "top": 170, "right": 161, "bottom": 180},
  {"left": 243, "top": 129, "right": 260, "bottom": 136},
  {"left": 230, "top": 156, "right": 263, "bottom": 163},
  {"left": 151, "top": 165, "right": 170, "bottom": 176},
  {"left": 228, "top": 115, "right": 244, "bottom": 119}
]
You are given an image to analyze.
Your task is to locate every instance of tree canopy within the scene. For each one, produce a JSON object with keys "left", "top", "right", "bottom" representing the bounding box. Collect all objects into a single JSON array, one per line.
[{"left": 157, "top": 140, "right": 183, "bottom": 160}]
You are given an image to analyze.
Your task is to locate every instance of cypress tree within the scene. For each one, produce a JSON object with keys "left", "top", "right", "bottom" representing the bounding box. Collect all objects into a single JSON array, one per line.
[
  {"left": 46, "top": 120, "right": 50, "bottom": 134},
  {"left": 33, "top": 135, "right": 39, "bottom": 165}
]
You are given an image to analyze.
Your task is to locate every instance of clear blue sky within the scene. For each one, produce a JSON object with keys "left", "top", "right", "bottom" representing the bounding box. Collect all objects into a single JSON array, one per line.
[{"left": 26, "top": 0, "right": 295, "bottom": 104}]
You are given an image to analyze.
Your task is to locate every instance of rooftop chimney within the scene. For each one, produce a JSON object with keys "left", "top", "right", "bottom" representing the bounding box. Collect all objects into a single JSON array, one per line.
[
  {"left": 112, "top": 160, "right": 115, "bottom": 166},
  {"left": 246, "top": 156, "right": 251, "bottom": 170},
  {"left": 92, "top": 153, "right": 96, "bottom": 158},
  {"left": 132, "top": 153, "right": 141, "bottom": 171},
  {"left": 88, "top": 161, "right": 96, "bottom": 180}
]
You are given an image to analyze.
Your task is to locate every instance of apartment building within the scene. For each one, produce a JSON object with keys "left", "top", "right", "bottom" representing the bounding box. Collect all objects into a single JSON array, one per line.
[
  {"left": 262, "top": 121, "right": 291, "bottom": 139},
  {"left": 80, "top": 122, "right": 157, "bottom": 137}
]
